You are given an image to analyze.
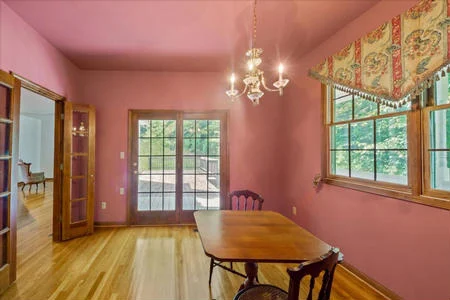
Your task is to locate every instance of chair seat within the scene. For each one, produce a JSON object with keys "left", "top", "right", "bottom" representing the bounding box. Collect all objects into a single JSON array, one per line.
[{"left": 234, "top": 284, "right": 288, "bottom": 300}]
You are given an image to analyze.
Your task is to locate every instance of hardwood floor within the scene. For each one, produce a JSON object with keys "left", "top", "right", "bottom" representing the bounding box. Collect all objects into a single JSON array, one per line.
[{"left": 3, "top": 185, "right": 392, "bottom": 299}]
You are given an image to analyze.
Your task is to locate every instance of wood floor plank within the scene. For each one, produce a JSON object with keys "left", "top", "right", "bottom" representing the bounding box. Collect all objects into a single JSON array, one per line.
[{"left": 2, "top": 183, "right": 392, "bottom": 300}]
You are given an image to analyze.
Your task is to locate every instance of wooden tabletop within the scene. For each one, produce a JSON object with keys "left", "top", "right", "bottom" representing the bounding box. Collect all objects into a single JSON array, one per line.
[{"left": 194, "top": 210, "right": 331, "bottom": 263}]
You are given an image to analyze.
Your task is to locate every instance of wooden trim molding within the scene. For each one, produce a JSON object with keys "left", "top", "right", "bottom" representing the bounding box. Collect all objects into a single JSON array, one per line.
[
  {"left": 340, "top": 262, "right": 401, "bottom": 300},
  {"left": 11, "top": 73, "right": 65, "bottom": 102}
]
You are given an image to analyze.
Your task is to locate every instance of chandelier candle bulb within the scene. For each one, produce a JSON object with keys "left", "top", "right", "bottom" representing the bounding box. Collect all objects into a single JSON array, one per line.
[
  {"left": 230, "top": 73, "right": 235, "bottom": 91},
  {"left": 279, "top": 64, "right": 284, "bottom": 81}
]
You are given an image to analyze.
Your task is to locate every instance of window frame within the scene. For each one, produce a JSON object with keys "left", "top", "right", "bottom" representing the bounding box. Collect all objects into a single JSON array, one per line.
[{"left": 321, "top": 84, "right": 450, "bottom": 210}]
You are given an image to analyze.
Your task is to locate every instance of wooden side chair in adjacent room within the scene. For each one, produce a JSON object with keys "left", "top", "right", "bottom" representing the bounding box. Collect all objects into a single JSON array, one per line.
[
  {"left": 17, "top": 160, "right": 46, "bottom": 192},
  {"left": 233, "top": 248, "right": 342, "bottom": 300},
  {"left": 208, "top": 189, "right": 264, "bottom": 284}
]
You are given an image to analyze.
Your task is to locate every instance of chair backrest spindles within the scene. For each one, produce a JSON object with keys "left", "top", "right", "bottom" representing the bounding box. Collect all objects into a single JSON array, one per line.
[
  {"left": 229, "top": 190, "right": 264, "bottom": 211},
  {"left": 287, "top": 248, "right": 340, "bottom": 300}
]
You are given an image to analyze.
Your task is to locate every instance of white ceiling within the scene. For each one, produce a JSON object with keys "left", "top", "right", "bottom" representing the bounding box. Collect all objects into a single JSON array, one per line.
[{"left": 20, "top": 88, "right": 55, "bottom": 115}]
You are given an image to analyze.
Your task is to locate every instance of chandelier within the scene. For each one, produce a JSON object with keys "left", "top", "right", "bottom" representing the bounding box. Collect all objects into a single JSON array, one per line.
[{"left": 226, "top": 0, "right": 289, "bottom": 105}]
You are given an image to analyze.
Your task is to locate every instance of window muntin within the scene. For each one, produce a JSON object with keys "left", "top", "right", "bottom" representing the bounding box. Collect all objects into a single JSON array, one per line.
[{"left": 329, "top": 89, "right": 409, "bottom": 185}]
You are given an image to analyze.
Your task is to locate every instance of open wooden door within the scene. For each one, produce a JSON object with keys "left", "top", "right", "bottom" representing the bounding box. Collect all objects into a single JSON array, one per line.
[
  {"left": 61, "top": 102, "right": 95, "bottom": 241},
  {"left": 0, "top": 70, "right": 20, "bottom": 293}
]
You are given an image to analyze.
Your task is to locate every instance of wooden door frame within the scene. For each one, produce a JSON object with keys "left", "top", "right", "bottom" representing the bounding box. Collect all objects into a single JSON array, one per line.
[
  {"left": 11, "top": 73, "right": 66, "bottom": 242},
  {"left": 127, "top": 109, "right": 230, "bottom": 225}
]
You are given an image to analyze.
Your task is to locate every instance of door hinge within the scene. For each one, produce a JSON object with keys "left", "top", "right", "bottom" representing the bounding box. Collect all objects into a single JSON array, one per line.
[
  {"left": 60, "top": 163, "right": 63, "bottom": 171},
  {"left": 61, "top": 113, "right": 64, "bottom": 120}
]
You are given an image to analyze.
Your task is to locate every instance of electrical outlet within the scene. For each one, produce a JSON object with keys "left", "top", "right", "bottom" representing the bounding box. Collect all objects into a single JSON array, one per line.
[
  {"left": 101, "top": 202, "right": 106, "bottom": 209},
  {"left": 120, "top": 152, "right": 125, "bottom": 159},
  {"left": 119, "top": 188, "right": 125, "bottom": 195},
  {"left": 292, "top": 206, "right": 297, "bottom": 216}
]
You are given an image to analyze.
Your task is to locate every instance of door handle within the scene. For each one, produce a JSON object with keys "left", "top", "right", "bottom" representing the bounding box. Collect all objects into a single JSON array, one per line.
[{"left": 133, "top": 170, "right": 138, "bottom": 174}]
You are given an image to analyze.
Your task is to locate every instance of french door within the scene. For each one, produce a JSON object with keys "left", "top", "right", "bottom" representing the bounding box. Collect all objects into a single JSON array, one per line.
[
  {"left": 129, "top": 110, "right": 228, "bottom": 225},
  {"left": 0, "top": 70, "right": 20, "bottom": 293},
  {"left": 61, "top": 102, "right": 95, "bottom": 240}
]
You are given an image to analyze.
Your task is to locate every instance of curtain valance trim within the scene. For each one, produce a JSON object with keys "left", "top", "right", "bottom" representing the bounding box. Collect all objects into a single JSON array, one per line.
[
  {"left": 310, "top": 61, "right": 450, "bottom": 108},
  {"left": 308, "top": 0, "right": 450, "bottom": 108}
]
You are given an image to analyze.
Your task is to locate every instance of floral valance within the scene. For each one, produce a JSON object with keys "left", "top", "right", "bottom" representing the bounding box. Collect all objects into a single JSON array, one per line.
[{"left": 309, "top": 0, "right": 450, "bottom": 107}]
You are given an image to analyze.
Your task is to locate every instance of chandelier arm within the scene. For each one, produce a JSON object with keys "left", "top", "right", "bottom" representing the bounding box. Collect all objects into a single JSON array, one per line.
[
  {"left": 261, "top": 76, "right": 281, "bottom": 92},
  {"left": 233, "top": 84, "right": 249, "bottom": 99}
]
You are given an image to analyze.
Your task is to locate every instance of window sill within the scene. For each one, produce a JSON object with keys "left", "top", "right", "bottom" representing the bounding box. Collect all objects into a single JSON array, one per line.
[{"left": 323, "top": 177, "right": 450, "bottom": 210}]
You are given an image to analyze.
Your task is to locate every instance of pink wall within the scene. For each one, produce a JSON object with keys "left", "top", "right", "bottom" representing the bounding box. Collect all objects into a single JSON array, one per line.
[
  {"left": 0, "top": 1, "right": 79, "bottom": 99},
  {"left": 3, "top": 0, "right": 449, "bottom": 298},
  {"left": 78, "top": 71, "right": 286, "bottom": 223},
  {"left": 282, "top": 1, "right": 450, "bottom": 299}
]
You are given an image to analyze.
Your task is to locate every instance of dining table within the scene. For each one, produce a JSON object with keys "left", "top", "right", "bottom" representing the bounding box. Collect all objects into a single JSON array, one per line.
[{"left": 194, "top": 210, "right": 333, "bottom": 288}]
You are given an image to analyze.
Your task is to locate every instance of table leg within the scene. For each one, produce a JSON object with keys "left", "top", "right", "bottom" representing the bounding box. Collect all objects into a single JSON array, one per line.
[{"left": 238, "top": 262, "right": 259, "bottom": 291}]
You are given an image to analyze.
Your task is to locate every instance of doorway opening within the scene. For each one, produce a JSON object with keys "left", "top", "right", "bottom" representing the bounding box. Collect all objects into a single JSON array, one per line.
[
  {"left": 129, "top": 110, "right": 229, "bottom": 225},
  {"left": 12, "top": 73, "right": 65, "bottom": 242},
  {"left": 17, "top": 88, "right": 55, "bottom": 232}
]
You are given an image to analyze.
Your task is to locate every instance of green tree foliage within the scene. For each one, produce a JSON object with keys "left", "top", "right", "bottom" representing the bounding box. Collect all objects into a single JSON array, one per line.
[
  {"left": 332, "top": 94, "right": 408, "bottom": 182},
  {"left": 138, "top": 120, "right": 220, "bottom": 172}
]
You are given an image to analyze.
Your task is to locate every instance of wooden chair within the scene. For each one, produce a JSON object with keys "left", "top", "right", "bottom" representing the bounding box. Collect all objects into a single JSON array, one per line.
[
  {"left": 233, "top": 248, "right": 342, "bottom": 300},
  {"left": 208, "top": 190, "right": 264, "bottom": 284},
  {"left": 18, "top": 160, "right": 46, "bottom": 192}
]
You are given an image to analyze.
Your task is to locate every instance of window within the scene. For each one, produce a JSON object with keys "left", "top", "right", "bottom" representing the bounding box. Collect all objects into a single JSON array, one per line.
[
  {"left": 323, "top": 80, "right": 450, "bottom": 210},
  {"left": 424, "top": 77, "right": 450, "bottom": 196},
  {"left": 328, "top": 89, "right": 409, "bottom": 185}
]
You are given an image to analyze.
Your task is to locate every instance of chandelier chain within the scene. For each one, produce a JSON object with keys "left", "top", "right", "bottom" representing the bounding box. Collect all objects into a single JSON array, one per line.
[{"left": 252, "top": 0, "right": 257, "bottom": 49}]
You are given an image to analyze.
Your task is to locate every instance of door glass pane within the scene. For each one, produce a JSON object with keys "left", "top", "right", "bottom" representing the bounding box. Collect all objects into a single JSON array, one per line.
[
  {"left": 164, "top": 156, "right": 176, "bottom": 173},
  {"left": 137, "top": 119, "right": 177, "bottom": 212},
  {"left": 0, "top": 194, "right": 7, "bottom": 231},
  {"left": 151, "top": 193, "right": 163, "bottom": 210},
  {"left": 71, "top": 200, "right": 86, "bottom": 223},
  {"left": 138, "top": 175, "right": 150, "bottom": 192},
  {"left": 72, "top": 111, "right": 89, "bottom": 153},
  {"left": 71, "top": 155, "right": 88, "bottom": 176},
  {"left": 71, "top": 177, "right": 87, "bottom": 200},
  {"left": 164, "top": 193, "right": 176, "bottom": 210},
  {"left": 0, "top": 123, "right": 11, "bottom": 155},
  {"left": 0, "top": 160, "right": 9, "bottom": 193},
  {"left": 182, "top": 193, "right": 195, "bottom": 210},
  {"left": 0, "top": 233, "right": 6, "bottom": 267},
  {"left": 0, "top": 86, "right": 10, "bottom": 119},
  {"left": 208, "top": 193, "right": 220, "bottom": 210},
  {"left": 138, "top": 193, "right": 150, "bottom": 211},
  {"left": 182, "top": 120, "right": 221, "bottom": 210}
]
